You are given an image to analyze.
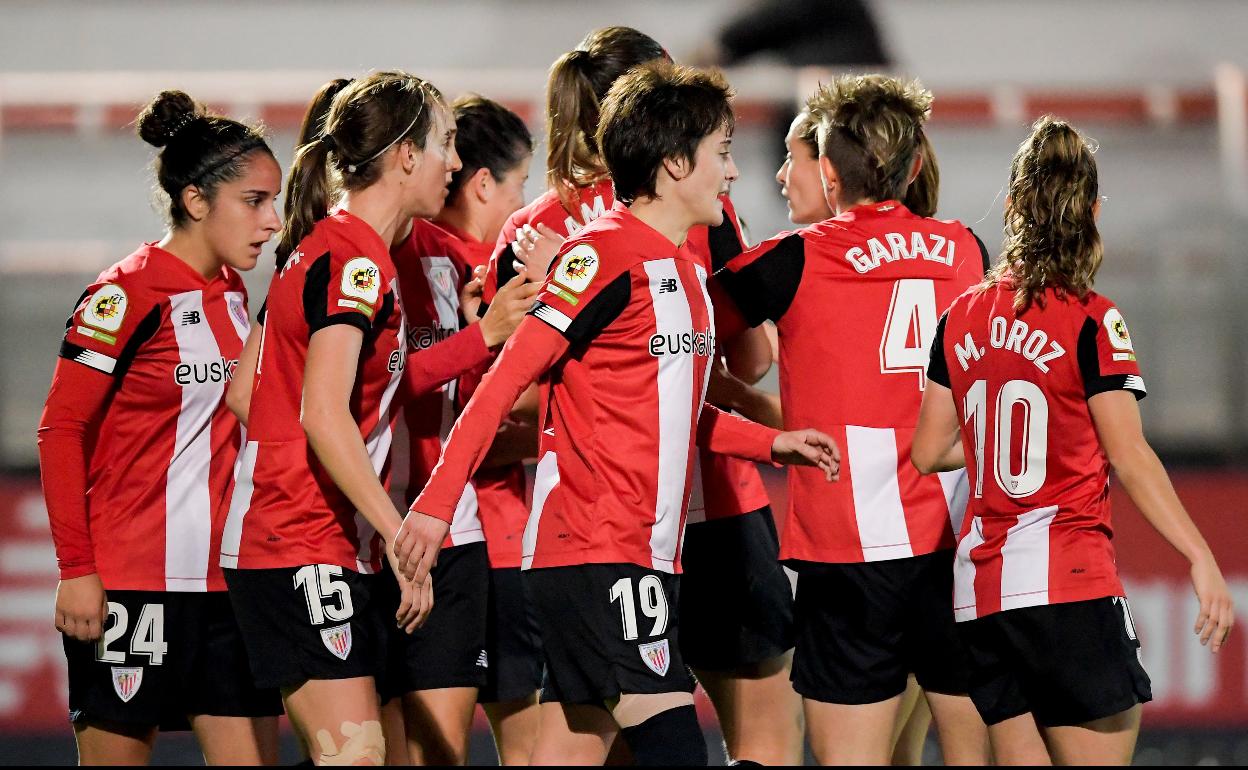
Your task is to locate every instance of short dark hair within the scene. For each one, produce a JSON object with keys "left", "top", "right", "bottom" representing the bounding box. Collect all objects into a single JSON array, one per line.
[
  {"left": 596, "top": 62, "right": 734, "bottom": 204},
  {"left": 447, "top": 94, "right": 532, "bottom": 199}
]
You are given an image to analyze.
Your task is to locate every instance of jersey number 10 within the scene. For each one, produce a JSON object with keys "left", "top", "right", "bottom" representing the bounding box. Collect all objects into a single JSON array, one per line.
[
  {"left": 964, "top": 379, "right": 1050, "bottom": 499},
  {"left": 880, "top": 279, "right": 938, "bottom": 390}
]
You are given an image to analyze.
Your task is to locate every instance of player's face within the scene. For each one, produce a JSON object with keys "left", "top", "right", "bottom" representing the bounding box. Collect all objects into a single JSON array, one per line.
[
  {"left": 485, "top": 155, "right": 531, "bottom": 243},
  {"left": 408, "top": 104, "right": 462, "bottom": 219},
  {"left": 683, "top": 124, "right": 738, "bottom": 227},
  {"left": 777, "top": 117, "right": 832, "bottom": 225},
  {"left": 202, "top": 152, "right": 282, "bottom": 272}
]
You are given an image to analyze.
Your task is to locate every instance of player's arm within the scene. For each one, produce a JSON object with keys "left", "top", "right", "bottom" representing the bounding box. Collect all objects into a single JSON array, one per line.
[
  {"left": 912, "top": 312, "right": 967, "bottom": 473},
  {"left": 403, "top": 272, "right": 541, "bottom": 398},
  {"left": 480, "top": 419, "right": 540, "bottom": 469},
  {"left": 697, "top": 403, "right": 840, "bottom": 481},
  {"left": 1080, "top": 309, "right": 1232, "bottom": 651},
  {"left": 705, "top": 356, "right": 783, "bottom": 428},
  {"left": 713, "top": 231, "right": 805, "bottom": 330},
  {"left": 398, "top": 317, "right": 569, "bottom": 581},
  {"left": 705, "top": 197, "right": 774, "bottom": 383},
  {"left": 226, "top": 322, "right": 262, "bottom": 426}
]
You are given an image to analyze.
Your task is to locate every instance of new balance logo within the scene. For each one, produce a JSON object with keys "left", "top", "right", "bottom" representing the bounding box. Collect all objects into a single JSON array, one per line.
[
  {"left": 659, "top": 278, "right": 679, "bottom": 294},
  {"left": 179, "top": 311, "right": 202, "bottom": 326}
]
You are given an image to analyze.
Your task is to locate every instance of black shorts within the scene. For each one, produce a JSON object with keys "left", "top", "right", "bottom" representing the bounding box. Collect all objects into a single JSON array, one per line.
[
  {"left": 959, "top": 596, "right": 1153, "bottom": 727},
  {"left": 525, "top": 564, "right": 695, "bottom": 705},
  {"left": 479, "top": 567, "right": 544, "bottom": 704},
  {"left": 679, "top": 507, "right": 795, "bottom": 670},
  {"left": 790, "top": 549, "right": 972, "bottom": 704},
  {"left": 224, "top": 565, "right": 387, "bottom": 690},
  {"left": 378, "top": 542, "right": 489, "bottom": 699},
  {"left": 63, "top": 590, "right": 282, "bottom": 730}
]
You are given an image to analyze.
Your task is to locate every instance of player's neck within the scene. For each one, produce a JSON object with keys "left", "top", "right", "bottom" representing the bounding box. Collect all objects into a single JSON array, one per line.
[
  {"left": 434, "top": 204, "right": 488, "bottom": 244},
  {"left": 627, "top": 197, "right": 690, "bottom": 249},
  {"left": 341, "top": 186, "right": 410, "bottom": 249},
  {"left": 158, "top": 230, "right": 219, "bottom": 280}
]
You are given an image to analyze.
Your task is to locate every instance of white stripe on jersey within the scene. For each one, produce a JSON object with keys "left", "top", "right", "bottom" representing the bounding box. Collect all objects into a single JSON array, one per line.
[
  {"left": 424, "top": 256, "right": 483, "bottom": 545},
  {"left": 73, "top": 348, "right": 117, "bottom": 374},
  {"left": 953, "top": 515, "right": 985, "bottom": 622},
  {"left": 165, "top": 290, "right": 219, "bottom": 591},
  {"left": 938, "top": 469, "right": 970, "bottom": 538},
  {"left": 532, "top": 303, "right": 572, "bottom": 333},
  {"left": 999, "top": 505, "right": 1058, "bottom": 611},
  {"left": 685, "top": 455, "right": 707, "bottom": 525},
  {"left": 356, "top": 278, "right": 408, "bottom": 574},
  {"left": 522, "top": 450, "right": 560, "bottom": 570},
  {"left": 644, "top": 259, "right": 696, "bottom": 573},
  {"left": 844, "top": 426, "right": 914, "bottom": 562},
  {"left": 220, "top": 440, "right": 258, "bottom": 569}
]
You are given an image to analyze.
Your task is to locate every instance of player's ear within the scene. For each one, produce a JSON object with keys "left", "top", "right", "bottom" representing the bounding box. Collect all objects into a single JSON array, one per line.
[
  {"left": 397, "top": 138, "right": 419, "bottom": 175},
  {"left": 818, "top": 155, "right": 840, "bottom": 209},
  {"left": 471, "top": 167, "right": 494, "bottom": 204},
  {"left": 662, "top": 154, "right": 691, "bottom": 182},
  {"left": 907, "top": 151, "right": 923, "bottom": 186},
  {"left": 181, "top": 185, "right": 210, "bottom": 222}
]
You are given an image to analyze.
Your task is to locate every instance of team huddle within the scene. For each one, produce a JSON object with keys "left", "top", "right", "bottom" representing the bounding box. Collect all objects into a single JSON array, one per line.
[{"left": 37, "top": 24, "right": 1234, "bottom": 768}]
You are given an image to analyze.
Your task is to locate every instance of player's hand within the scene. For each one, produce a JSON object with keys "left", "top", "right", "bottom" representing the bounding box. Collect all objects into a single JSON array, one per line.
[
  {"left": 511, "top": 223, "right": 565, "bottom": 279},
  {"left": 459, "top": 265, "right": 487, "bottom": 325},
  {"left": 1190, "top": 553, "right": 1234, "bottom": 652},
  {"left": 479, "top": 272, "right": 542, "bottom": 348},
  {"left": 772, "top": 429, "right": 841, "bottom": 482},
  {"left": 394, "top": 510, "right": 451, "bottom": 584},
  {"left": 55, "top": 573, "right": 108, "bottom": 642}
]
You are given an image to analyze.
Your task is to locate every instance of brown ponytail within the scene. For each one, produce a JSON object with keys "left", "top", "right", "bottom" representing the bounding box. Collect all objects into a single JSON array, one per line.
[
  {"left": 986, "top": 116, "right": 1102, "bottom": 313},
  {"left": 278, "top": 71, "right": 444, "bottom": 261},
  {"left": 544, "top": 26, "right": 667, "bottom": 215},
  {"left": 902, "top": 130, "right": 940, "bottom": 217}
]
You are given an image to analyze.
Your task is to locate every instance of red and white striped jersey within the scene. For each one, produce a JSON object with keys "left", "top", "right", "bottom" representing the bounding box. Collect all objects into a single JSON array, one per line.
[
  {"left": 41, "top": 244, "right": 249, "bottom": 591},
  {"left": 486, "top": 183, "right": 770, "bottom": 529},
  {"left": 222, "top": 211, "right": 406, "bottom": 574},
  {"left": 720, "top": 201, "right": 988, "bottom": 564},
  {"left": 415, "top": 203, "right": 778, "bottom": 573},
  {"left": 929, "top": 283, "right": 1144, "bottom": 620}
]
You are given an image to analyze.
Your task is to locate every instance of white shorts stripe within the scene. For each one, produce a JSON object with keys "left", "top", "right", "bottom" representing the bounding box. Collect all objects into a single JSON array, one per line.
[
  {"left": 522, "top": 450, "right": 559, "bottom": 570},
  {"left": 644, "top": 259, "right": 695, "bottom": 573},
  {"left": 844, "top": 425, "right": 914, "bottom": 562},
  {"left": 999, "top": 505, "right": 1058, "bottom": 611},
  {"left": 165, "top": 290, "right": 218, "bottom": 591}
]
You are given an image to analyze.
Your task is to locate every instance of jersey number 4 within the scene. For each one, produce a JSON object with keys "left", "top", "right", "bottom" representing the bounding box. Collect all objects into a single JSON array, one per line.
[
  {"left": 97, "top": 602, "right": 167, "bottom": 665},
  {"left": 609, "top": 576, "right": 669, "bottom": 641},
  {"left": 294, "top": 564, "right": 355, "bottom": 625},
  {"left": 964, "top": 379, "right": 1050, "bottom": 498},
  {"left": 880, "top": 279, "right": 938, "bottom": 390}
]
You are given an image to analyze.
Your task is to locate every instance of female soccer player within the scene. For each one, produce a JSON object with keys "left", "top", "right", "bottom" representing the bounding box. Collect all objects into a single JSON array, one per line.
[
  {"left": 491, "top": 27, "right": 800, "bottom": 765},
  {"left": 385, "top": 94, "right": 542, "bottom": 765},
  {"left": 398, "top": 63, "right": 840, "bottom": 767},
  {"left": 774, "top": 107, "right": 942, "bottom": 765},
  {"left": 37, "top": 90, "right": 283, "bottom": 765},
  {"left": 717, "top": 75, "right": 990, "bottom": 765},
  {"left": 220, "top": 71, "right": 459, "bottom": 766},
  {"left": 912, "top": 116, "right": 1234, "bottom": 765}
]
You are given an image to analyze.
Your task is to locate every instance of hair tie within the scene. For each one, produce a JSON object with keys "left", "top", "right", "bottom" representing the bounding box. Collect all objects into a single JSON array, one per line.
[
  {"left": 166, "top": 112, "right": 197, "bottom": 140},
  {"left": 319, "top": 133, "right": 338, "bottom": 151}
]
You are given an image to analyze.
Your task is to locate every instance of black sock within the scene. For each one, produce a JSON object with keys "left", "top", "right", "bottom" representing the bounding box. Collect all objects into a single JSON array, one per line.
[
  {"left": 619, "top": 704, "right": 708, "bottom": 766},
  {"left": 730, "top": 762, "right": 764, "bottom": 767}
]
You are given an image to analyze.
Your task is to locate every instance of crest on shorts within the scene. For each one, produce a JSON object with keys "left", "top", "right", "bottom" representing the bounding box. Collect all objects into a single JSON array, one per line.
[
  {"left": 638, "top": 639, "right": 670, "bottom": 676},
  {"left": 111, "top": 666, "right": 143, "bottom": 703},
  {"left": 321, "top": 622, "right": 352, "bottom": 660}
]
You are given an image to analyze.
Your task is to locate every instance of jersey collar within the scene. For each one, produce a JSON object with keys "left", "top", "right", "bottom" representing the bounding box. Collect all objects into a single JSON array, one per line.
[
  {"left": 141, "top": 242, "right": 231, "bottom": 286},
  {"left": 610, "top": 202, "right": 696, "bottom": 263}
]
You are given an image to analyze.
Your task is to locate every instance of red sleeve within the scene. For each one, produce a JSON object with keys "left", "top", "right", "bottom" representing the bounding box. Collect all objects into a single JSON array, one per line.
[
  {"left": 696, "top": 403, "right": 778, "bottom": 464},
  {"left": 36, "top": 359, "right": 115, "bottom": 579},
  {"left": 412, "top": 318, "right": 568, "bottom": 521},
  {"left": 402, "top": 322, "right": 492, "bottom": 398}
]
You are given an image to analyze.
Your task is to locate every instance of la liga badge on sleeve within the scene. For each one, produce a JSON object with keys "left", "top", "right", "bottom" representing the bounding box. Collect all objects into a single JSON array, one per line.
[
  {"left": 82, "top": 284, "right": 128, "bottom": 333},
  {"left": 341, "top": 257, "right": 381, "bottom": 304},
  {"left": 552, "top": 244, "right": 600, "bottom": 294}
]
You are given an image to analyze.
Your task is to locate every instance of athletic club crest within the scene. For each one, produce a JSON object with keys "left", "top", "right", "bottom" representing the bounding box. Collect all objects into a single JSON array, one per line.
[
  {"left": 320, "top": 623, "right": 352, "bottom": 660},
  {"left": 638, "top": 639, "right": 670, "bottom": 676},
  {"left": 111, "top": 667, "right": 143, "bottom": 703}
]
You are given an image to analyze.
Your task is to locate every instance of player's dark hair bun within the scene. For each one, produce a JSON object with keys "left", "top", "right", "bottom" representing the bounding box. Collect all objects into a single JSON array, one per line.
[{"left": 136, "top": 90, "right": 204, "bottom": 148}]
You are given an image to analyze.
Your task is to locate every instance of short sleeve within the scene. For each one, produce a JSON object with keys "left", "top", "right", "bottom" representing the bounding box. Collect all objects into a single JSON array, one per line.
[
  {"left": 528, "top": 242, "right": 630, "bottom": 346},
  {"left": 59, "top": 280, "right": 162, "bottom": 378},
  {"left": 304, "top": 251, "right": 388, "bottom": 335},
  {"left": 1077, "top": 307, "right": 1146, "bottom": 400},
  {"left": 716, "top": 232, "right": 806, "bottom": 326},
  {"left": 704, "top": 195, "right": 748, "bottom": 271},
  {"left": 927, "top": 311, "right": 951, "bottom": 388}
]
